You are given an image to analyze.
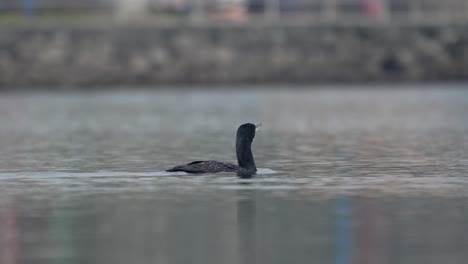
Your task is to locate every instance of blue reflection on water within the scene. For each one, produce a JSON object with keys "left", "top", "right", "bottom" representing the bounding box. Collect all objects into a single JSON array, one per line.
[
  {"left": 22, "top": 0, "right": 37, "bottom": 17},
  {"left": 335, "top": 196, "right": 352, "bottom": 264}
]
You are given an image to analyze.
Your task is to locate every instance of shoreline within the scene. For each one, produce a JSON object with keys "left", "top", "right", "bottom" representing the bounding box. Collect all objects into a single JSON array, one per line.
[{"left": 1, "top": 24, "right": 467, "bottom": 87}]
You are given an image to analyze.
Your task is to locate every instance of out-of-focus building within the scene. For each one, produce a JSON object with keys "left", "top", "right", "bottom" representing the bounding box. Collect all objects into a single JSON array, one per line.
[
  {"left": 0, "top": 0, "right": 112, "bottom": 11},
  {"left": 0, "top": 0, "right": 467, "bottom": 23}
]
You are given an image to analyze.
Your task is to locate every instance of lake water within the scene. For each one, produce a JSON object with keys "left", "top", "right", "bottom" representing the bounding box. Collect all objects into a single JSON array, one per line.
[{"left": 1, "top": 84, "right": 468, "bottom": 264}]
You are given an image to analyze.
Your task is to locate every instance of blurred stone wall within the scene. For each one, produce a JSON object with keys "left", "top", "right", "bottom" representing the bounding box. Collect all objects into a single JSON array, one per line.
[{"left": 0, "top": 25, "right": 467, "bottom": 87}]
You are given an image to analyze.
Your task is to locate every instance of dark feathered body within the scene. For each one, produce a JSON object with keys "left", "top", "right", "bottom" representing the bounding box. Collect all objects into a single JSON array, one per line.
[
  {"left": 166, "top": 160, "right": 238, "bottom": 173},
  {"left": 166, "top": 123, "right": 259, "bottom": 177}
]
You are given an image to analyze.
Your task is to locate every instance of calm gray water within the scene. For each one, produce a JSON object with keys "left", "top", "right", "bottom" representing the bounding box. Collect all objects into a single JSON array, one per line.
[{"left": 1, "top": 84, "right": 468, "bottom": 264}]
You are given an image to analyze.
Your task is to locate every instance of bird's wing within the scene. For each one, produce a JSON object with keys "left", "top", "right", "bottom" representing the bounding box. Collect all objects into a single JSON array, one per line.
[{"left": 166, "top": 161, "right": 237, "bottom": 173}]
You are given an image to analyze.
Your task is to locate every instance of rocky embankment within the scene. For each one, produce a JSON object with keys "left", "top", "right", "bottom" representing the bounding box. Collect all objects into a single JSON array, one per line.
[{"left": 0, "top": 24, "right": 467, "bottom": 87}]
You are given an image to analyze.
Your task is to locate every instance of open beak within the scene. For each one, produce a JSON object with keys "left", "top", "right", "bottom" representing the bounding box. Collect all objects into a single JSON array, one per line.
[{"left": 255, "top": 123, "right": 262, "bottom": 131}]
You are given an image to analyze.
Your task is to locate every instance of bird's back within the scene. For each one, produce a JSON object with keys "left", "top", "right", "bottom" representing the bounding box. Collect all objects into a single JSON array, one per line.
[{"left": 166, "top": 160, "right": 239, "bottom": 173}]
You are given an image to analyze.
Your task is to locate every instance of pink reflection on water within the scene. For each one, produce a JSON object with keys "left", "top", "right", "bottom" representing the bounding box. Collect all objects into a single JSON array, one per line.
[
  {"left": 0, "top": 200, "right": 20, "bottom": 264},
  {"left": 353, "top": 199, "right": 390, "bottom": 264}
]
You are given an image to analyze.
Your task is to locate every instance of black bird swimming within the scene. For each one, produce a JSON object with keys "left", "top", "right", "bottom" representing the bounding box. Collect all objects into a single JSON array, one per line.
[{"left": 166, "top": 123, "right": 260, "bottom": 178}]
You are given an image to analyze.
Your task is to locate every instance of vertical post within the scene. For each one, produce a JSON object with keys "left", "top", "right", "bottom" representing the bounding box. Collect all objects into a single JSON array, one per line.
[
  {"left": 363, "top": 0, "right": 390, "bottom": 23},
  {"left": 323, "top": 0, "right": 338, "bottom": 22},
  {"left": 431, "top": 0, "right": 444, "bottom": 22},
  {"left": 23, "top": 0, "right": 36, "bottom": 18},
  {"left": 457, "top": 0, "right": 463, "bottom": 21},
  {"left": 379, "top": 0, "right": 390, "bottom": 23},
  {"left": 452, "top": 0, "right": 458, "bottom": 22},
  {"left": 265, "top": 0, "right": 280, "bottom": 22},
  {"left": 409, "top": 0, "right": 422, "bottom": 22},
  {"left": 466, "top": 0, "right": 468, "bottom": 20},
  {"left": 191, "top": 0, "right": 206, "bottom": 23},
  {"left": 115, "top": 0, "right": 149, "bottom": 22}
]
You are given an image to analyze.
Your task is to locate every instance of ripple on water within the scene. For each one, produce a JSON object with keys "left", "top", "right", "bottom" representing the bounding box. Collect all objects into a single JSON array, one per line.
[{"left": 0, "top": 170, "right": 467, "bottom": 196}]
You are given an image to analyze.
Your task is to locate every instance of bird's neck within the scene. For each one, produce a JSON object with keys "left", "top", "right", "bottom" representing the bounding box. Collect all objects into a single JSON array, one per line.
[{"left": 236, "top": 139, "right": 256, "bottom": 171}]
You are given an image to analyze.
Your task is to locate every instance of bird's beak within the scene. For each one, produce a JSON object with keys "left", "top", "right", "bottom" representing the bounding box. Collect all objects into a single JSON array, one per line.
[{"left": 255, "top": 123, "right": 262, "bottom": 131}]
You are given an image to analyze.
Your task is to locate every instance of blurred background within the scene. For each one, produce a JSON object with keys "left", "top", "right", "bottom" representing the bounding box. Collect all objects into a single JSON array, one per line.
[
  {"left": 0, "top": 0, "right": 467, "bottom": 85},
  {"left": 1, "top": 1, "right": 468, "bottom": 264},
  {"left": 1, "top": 0, "right": 468, "bottom": 22}
]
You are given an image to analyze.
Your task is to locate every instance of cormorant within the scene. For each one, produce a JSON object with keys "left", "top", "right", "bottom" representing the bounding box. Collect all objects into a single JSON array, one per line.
[{"left": 166, "top": 123, "right": 260, "bottom": 178}]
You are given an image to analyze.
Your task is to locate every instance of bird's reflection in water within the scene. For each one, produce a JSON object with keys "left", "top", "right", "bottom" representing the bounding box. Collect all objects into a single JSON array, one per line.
[{"left": 237, "top": 189, "right": 257, "bottom": 264}]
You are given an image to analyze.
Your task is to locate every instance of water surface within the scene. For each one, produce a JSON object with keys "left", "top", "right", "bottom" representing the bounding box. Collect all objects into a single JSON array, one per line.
[{"left": 0, "top": 84, "right": 468, "bottom": 263}]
